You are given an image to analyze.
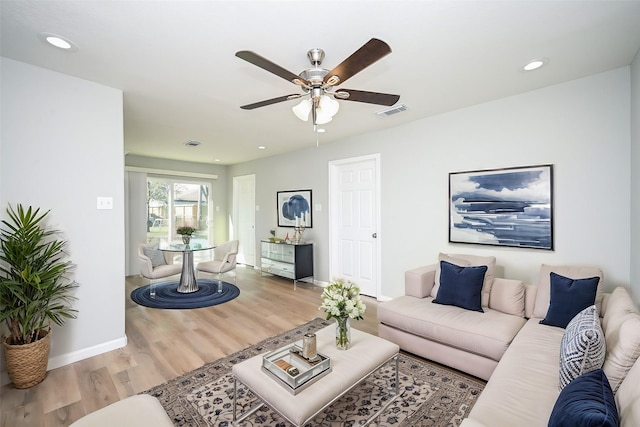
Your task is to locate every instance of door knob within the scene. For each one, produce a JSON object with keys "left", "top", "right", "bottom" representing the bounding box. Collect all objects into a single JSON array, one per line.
[{"left": 372, "top": 233, "right": 377, "bottom": 238}]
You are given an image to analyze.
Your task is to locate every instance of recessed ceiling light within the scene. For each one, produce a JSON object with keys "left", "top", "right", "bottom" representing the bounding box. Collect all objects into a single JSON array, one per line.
[
  {"left": 38, "top": 32, "right": 77, "bottom": 51},
  {"left": 316, "top": 128, "right": 326, "bottom": 133},
  {"left": 214, "top": 158, "right": 221, "bottom": 162},
  {"left": 523, "top": 58, "right": 549, "bottom": 71},
  {"left": 258, "top": 145, "right": 266, "bottom": 150}
]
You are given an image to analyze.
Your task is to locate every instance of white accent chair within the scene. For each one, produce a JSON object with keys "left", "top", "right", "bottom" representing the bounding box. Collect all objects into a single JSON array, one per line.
[
  {"left": 138, "top": 243, "right": 182, "bottom": 282},
  {"left": 196, "top": 240, "right": 239, "bottom": 286}
]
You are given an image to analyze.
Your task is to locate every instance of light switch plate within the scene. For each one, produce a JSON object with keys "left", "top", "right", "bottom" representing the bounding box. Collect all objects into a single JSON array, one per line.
[{"left": 97, "top": 197, "right": 113, "bottom": 210}]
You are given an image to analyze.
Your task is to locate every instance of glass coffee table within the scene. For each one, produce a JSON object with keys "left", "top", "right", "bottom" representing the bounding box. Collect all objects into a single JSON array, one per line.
[
  {"left": 159, "top": 242, "right": 215, "bottom": 293},
  {"left": 232, "top": 325, "right": 399, "bottom": 426}
]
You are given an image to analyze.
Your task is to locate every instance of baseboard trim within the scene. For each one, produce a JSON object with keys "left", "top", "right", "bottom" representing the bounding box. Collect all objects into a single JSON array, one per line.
[
  {"left": 1, "top": 335, "right": 128, "bottom": 386},
  {"left": 49, "top": 335, "right": 128, "bottom": 370}
]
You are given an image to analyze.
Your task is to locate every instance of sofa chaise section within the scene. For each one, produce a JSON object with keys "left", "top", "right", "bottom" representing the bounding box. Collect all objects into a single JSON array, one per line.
[{"left": 378, "top": 255, "right": 527, "bottom": 381}]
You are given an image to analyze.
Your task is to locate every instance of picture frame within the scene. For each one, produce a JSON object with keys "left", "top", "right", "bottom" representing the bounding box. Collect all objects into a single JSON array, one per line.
[
  {"left": 277, "top": 189, "right": 312, "bottom": 228},
  {"left": 449, "top": 164, "right": 553, "bottom": 250}
]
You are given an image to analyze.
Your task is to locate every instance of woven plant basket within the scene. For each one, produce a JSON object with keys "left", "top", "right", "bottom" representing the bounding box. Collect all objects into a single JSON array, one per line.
[{"left": 3, "top": 330, "right": 50, "bottom": 389}]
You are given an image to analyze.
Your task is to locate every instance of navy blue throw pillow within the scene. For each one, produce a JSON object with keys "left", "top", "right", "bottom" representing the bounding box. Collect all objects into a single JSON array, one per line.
[
  {"left": 540, "top": 272, "right": 599, "bottom": 328},
  {"left": 548, "top": 369, "right": 618, "bottom": 427},
  {"left": 432, "top": 261, "right": 486, "bottom": 312}
]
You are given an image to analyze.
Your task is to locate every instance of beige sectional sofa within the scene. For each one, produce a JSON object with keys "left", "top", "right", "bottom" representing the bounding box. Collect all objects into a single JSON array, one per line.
[{"left": 378, "top": 255, "right": 640, "bottom": 426}]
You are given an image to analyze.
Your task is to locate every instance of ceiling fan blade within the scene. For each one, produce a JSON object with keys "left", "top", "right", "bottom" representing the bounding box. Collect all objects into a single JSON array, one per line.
[
  {"left": 336, "top": 89, "right": 400, "bottom": 106},
  {"left": 240, "top": 94, "right": 303, "bottom": 110},
  {"left": 236, "top": 51, "right": 309, "bottom": 86},
  {"left": 323, "top": 38, "right": 392, "bottom": 87}
]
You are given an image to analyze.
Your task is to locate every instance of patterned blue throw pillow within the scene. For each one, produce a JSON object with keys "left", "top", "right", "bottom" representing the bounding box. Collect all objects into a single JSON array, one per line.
[
  {"left": 559, "top": 305, "right": 606, "bottom": 390},
  {"left": 548, "top": 369, "right": 618, "bottom": 427}
]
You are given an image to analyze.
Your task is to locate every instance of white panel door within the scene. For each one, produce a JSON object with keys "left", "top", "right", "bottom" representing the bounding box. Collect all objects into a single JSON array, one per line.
[
  {"left": 233, "top": 174, "right": 256, "bottom": 266},
  {"left": 329, "top": 155, "right": 380, "bottom": 298}
]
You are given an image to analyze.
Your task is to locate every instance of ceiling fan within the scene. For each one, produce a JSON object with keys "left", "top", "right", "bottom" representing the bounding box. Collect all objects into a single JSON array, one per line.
[{"left": 235, "top": 38, "right": 400, "bottom": 130}]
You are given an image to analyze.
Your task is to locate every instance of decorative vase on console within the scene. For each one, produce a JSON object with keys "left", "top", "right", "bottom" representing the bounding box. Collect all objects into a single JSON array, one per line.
[{"left": 319, "top": 278, "right": 366, "bottom": 350}]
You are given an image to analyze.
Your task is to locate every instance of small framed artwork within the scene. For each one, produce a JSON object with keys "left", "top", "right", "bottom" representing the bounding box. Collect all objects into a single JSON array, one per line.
[
  {"left": 277, "top": 189, "right": 312, "bottom": 228},
  {"left": 449, "top": 164, "right": 553, "bottom": 250}
]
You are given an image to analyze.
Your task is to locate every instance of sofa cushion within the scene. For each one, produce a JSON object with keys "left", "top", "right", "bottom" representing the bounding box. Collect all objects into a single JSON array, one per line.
[
  {"left": 143, "top": 246, "right": 167, "bottom": 268},
  {"left": 532, "top": 264, "right": 604, "bottom": 320},
  {"left": 465, "top": 319, "right": 563, "bottom": 426},
  {"left": 378, "top": 295, "right": 526, "bottom": 362},
  {"left": 559, "top": 305, "right": 606, "bottom": 390},
  {"left": 540, "top": 272, "right": 599, "bottom": 328},
  {"left": 432, "top": 261, "right": 486, "bottom": 312},
  {"left": 548, "top": 369, "right": 618, "bottom": 427},
  {"left": 432, "top": 253, "right": 496, "bottom": 307},
  {"left": 616, "top": 353, "right": 640, "bottom": 427},
  {"left": 602, "top": 286, "right": 639, "bottom": 334},
  {"left": 603, "top": 313, "right": 640, "bottom": 393},
  {"left": 488, "top": 278, "right": 525, "bottom": 317}
]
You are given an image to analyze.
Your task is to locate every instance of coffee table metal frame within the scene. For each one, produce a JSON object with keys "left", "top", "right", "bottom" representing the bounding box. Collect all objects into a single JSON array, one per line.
[{"left": 232, "top": 352, "right": 399, "bottom": 426}]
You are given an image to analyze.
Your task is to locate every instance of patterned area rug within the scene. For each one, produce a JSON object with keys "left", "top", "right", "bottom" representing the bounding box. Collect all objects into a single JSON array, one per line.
[{"left": 144, "top": 318, "right": 485, "bottom": 426}]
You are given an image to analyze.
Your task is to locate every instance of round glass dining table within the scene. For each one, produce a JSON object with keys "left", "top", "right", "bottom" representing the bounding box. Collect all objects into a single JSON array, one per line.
[{"left": 159, "top": 241, "right": 215, "bottom": 293}]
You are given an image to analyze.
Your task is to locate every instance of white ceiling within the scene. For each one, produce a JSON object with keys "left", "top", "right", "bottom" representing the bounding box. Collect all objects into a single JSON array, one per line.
[{"left": 2, "top": 1, "right": 640, "bottom": 165}]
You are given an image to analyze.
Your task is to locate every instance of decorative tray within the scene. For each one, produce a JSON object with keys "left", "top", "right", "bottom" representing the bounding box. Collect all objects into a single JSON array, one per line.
[{"left": 262, "top": 343, "right": 331, "bottom": 395}]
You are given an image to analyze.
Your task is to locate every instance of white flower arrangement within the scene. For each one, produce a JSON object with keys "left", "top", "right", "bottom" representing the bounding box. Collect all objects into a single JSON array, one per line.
[{"left": 319, "top": 278, "right": 366, "bottom": 321}]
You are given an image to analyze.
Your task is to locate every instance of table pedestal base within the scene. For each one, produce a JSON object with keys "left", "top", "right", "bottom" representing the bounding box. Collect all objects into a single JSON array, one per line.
[{"left": 177, "top": 250, "right": 198, "bottom": 293}]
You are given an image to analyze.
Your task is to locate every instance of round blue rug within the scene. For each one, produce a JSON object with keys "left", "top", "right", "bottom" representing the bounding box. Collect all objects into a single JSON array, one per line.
[{"left": 130, "top": 279, "right": 240, "bottom": 309}]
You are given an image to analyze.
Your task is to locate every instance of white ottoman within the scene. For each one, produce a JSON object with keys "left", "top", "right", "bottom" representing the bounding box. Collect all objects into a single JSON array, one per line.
[{"left": 232, "top": 325, "right": 400, "bottom": 426}]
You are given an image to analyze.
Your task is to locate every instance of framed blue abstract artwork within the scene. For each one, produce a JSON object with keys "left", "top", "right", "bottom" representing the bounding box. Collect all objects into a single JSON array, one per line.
[
  {"left": 449, "top": 164, "right": 553, "bottom": 250},
  {"left": 277, "top": 189, "right": 312, "bottom": 228}
]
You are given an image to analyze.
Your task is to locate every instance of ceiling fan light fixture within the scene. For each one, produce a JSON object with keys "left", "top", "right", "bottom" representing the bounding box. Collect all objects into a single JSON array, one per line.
[
  {"left": 318, "top": 95, "right": 340, "bottom": 117},
  {"left": 315, "top": 113, "right": 333, "bottom": 125},
  {"left": 237, "top": 38, "right": 399, "bottom": 134},
  {"left": 292, "top": 98, "right": 312, "bottom": 121}
]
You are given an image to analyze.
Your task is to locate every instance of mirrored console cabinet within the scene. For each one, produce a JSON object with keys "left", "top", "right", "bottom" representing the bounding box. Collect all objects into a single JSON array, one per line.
[{"left": 260, "top": 241, "right": 314, "bottom": 289}]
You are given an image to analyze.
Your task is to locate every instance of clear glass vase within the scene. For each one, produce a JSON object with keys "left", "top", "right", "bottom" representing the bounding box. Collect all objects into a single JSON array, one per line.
[
  {"left": 335, "top": 316, "right": 351, "bottom": 350},
  {"left": 181, "top": 234, "right": 191, "bottom": 245}
]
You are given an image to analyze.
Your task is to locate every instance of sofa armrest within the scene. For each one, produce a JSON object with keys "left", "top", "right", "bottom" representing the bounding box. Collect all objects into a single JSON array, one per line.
[
  {"left": 405, "top": 264, "right": 437, "bottom": 298},
  {"left": 488, "top": 278, "right": 525, "bottom": 317},
  {"left": 524, "top": 284, "right": 538, "bottom": 319}
]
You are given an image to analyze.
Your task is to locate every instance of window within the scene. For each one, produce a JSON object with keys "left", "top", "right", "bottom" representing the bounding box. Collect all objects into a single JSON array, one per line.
[{"left": 146, "top": 177, "right": 213, "bottom": 260}]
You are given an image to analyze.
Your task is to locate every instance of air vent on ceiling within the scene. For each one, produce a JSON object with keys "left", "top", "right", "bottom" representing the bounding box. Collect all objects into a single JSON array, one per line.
[
  {"left": 376, "top": 103, "right": 408, "bottom": 117},
  {"left": 185, "top": 140, "right": 201, "bottom": 147}
]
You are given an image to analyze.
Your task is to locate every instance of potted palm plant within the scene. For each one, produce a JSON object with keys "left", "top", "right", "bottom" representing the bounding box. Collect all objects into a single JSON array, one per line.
[{"left": 0, "top": 204, "right": 78, "bottom": 388}]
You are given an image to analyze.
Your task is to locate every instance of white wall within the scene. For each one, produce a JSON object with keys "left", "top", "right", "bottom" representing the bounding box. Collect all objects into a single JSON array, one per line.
[
  {"left": 0, "top": 58, "right": 126, "bottom": 381},
  {"left": 230, "top": 67, "right": 633, "bottom": 301},
  {"left": 631, "top": 51, "right": 640, "bottom": 306}
]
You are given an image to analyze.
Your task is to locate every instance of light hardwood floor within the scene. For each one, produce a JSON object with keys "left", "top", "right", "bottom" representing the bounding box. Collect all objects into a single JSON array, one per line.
[{"left": 1, "top": 267, "right": 380, "bottom": 427}]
